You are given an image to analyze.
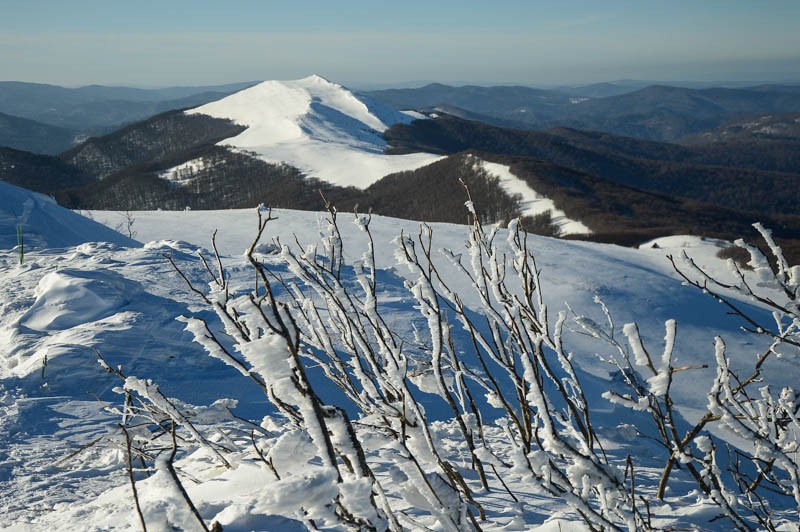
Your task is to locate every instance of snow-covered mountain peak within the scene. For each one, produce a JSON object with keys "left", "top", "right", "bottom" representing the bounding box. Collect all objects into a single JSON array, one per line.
[
  {"left": 295, "top": 73, "right": 337, "bottom": 86},
  {"left": 189, "top": 75, "right": 404, "bottom": 142},
  {"left": 186, "top": 76, "right": 439, "bottom": 188}
]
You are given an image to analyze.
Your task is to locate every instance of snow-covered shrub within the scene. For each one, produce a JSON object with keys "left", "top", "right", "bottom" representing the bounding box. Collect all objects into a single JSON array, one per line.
[
  {"left": 100, "top": 200, "right": 798, "bottom": 530},
  {"left": 673, "top": 224, "right": 799, "bottom": 530},
  {"left": 106, "top": 201, "right": 638, "bottom": 530},
  {"left": 580, "top": 223, "right": 800, "bottom": 531}
]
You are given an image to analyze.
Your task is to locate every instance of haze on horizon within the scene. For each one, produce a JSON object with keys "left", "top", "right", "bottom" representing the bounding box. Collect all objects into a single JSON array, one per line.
[{"left": 2, "top": 0, "right": 799, "bottom": 89}]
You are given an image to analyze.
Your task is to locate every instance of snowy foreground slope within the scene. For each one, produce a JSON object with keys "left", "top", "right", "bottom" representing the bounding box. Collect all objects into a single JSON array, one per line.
[
  {"left": 186, "top": 75, "right": 441, "bottom": 188},
  {"left": 1, "top": 185, "right": 798, "bottom": 530}
]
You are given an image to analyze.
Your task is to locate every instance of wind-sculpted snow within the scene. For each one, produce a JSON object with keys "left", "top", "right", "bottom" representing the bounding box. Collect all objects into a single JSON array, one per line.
[
  {"left": 0, "top": 206, "right": 797, "bottom": 529},
  {"left": 21, "top": 268, "right": 141, "bottom": 332},
  {"left": 0, "top": 232, "right": 300, "bottom": 526},
  {"left": 187, "top": 75, "right": 442, "bottom": 188}
]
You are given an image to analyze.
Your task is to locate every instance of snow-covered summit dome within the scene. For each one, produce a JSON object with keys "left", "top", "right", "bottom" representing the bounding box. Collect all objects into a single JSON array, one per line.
[{"left": 186, "top": 76, "right": 439, "bottom": 188}]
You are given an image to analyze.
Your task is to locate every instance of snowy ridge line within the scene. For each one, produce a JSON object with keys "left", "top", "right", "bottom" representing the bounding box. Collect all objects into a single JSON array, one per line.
[
  {"left": 186, "top": 75, "right": 442, "bottom": 189},
  {"left": 473, "top": 156, "right": 592, "bottom": 235}
]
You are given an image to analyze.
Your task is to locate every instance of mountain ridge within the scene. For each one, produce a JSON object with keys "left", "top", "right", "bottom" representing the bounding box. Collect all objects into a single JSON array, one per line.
[
  {"left": 0, "top": 80, "right": 256, "bottom": 138},
  {"left": 384, "top": 114, "right": 800, "bottom": 214},
  {"left": 0, "top": 111, "right": 80, "bottom": 154}
]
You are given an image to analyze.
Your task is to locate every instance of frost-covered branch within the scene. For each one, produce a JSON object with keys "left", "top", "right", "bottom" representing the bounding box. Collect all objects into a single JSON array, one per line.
[{"left": 595, "top": 224, "right": 800, "bottom": 530}]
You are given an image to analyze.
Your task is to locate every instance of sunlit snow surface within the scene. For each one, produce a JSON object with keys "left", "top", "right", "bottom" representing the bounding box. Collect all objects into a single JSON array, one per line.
[
  {"left": 1, "top": 184, "right": 798, "bottom": 529},
  {"left": 186, "top": 75, "right": 442, "bottom": 188}
]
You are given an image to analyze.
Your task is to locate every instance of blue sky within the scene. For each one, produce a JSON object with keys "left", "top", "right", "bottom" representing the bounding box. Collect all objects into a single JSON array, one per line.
[{"left": 2, "top": 0, "right": 798, "bottom": 87}]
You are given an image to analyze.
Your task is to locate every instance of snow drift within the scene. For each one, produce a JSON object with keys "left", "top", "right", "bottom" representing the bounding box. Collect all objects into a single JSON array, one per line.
[{"left": 20, "top": 268, "right": 141, "bottom": 332}]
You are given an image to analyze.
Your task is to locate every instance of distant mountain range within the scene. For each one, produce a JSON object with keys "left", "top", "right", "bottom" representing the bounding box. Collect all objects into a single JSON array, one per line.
[
  {"left": 4, "top": 78, "right": 800, "bottom": 153},
  {"left": 0, "top": 80, "right": 256, "bottom": 129},
  {"left": 366, "top": 83, "right": 800, "bottom": 141},
  {"left": 680, "top": 112, "right": 800, "bottom": 144},
  {"left": 0, "top": 81, "right": 255, "bottom": 153},
  {"left": 0, "top": 112, "right": 80, "bottom": 154},
  {"left": 0, "top": 146, "right": 93, "bottom": 192},
  {"left": 3, "top": 75, "right": 800, "bottom": 261},
  {"left": 384, "top": 115, "right": 800, "bottom": 213},
  {"left": 382, "top": 115, "right": 800, "bottom": 252}
]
